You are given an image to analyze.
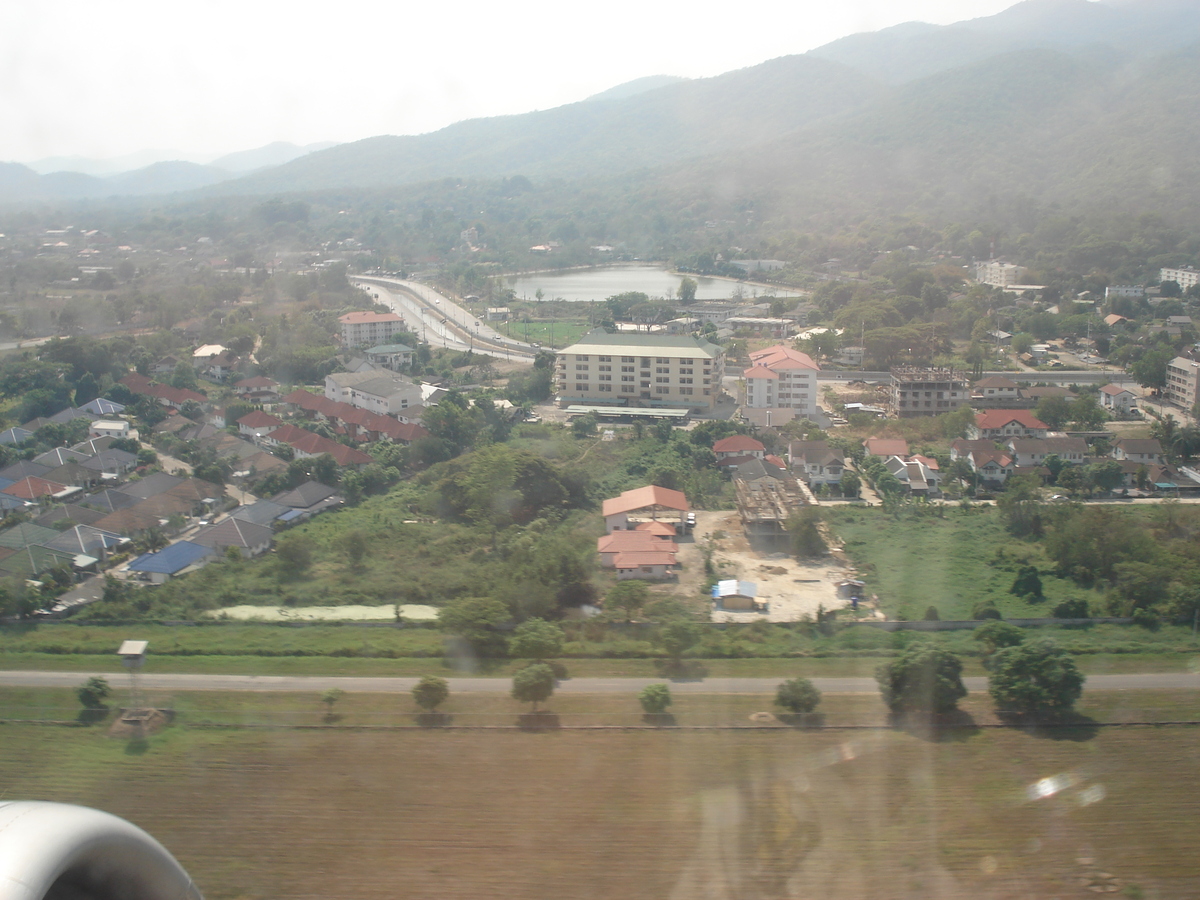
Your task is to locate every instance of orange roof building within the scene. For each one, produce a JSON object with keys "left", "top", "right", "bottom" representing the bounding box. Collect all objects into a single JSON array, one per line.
[{"left": 602, "top": 485, "right": 688, "bottom": 533}]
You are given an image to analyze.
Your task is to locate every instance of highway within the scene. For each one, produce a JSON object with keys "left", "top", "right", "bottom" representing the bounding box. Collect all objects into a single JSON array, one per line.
[
  {"left": 0, "top": 671, "right": 1194, "bottom": 694},
  {"left": 353, "top": 276, "right": 535, "bottom": 362}
]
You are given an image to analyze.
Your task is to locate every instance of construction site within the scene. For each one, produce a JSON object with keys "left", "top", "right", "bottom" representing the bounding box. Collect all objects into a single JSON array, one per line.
[{"left": 733, "top": 468, "right": 812, "bottom": 543}]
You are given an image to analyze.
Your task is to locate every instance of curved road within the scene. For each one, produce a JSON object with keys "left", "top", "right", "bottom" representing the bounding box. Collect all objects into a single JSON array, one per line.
[{"left": 0, "top": 671, "right": 1193, "bottom": 694}]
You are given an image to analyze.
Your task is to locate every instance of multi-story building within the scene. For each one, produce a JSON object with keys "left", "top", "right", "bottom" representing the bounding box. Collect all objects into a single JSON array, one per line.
[
  {"left": 1159, "top": 267, "right": 1200, "bottom": 291},
  {"left": 1105, "top": 284, "right": 1145, "bottom": 300},
  {"left": 976, "top": 260, "right": 1024, "bottom": 287},
  {"left": 1166, "top": 356, "right": 1200, "bottom": 411},
  {"left": 325, "top": 370, "right": 423, "bottom": 415},
  {"left": 339, "top": 311, "right": 406, "bottom": 348},
  {"left": 743, "top": 344, "right": 819, "bottom": 420},
  {"left": 554, "top": 332, "right": 724, "bottom": 411},
  {"left": 890, "top": 366, "right": 969, "bottom": 417}
]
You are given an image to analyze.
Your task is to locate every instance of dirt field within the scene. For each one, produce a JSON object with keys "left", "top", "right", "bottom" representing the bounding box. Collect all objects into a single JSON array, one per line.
[
  {"left": 4, "top": 721, "right": 1198, "bottom": 899},
  {"left": 676, "top": 511, "right": 850, "bottom": 622}
]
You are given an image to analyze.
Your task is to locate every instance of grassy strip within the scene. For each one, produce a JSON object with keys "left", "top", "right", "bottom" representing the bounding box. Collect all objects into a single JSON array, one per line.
[{"left": 8, "top": 688, "right": 1200, "bottom": 729}]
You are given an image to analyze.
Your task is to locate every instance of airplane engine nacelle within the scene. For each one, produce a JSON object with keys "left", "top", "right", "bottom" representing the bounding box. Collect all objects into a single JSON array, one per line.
[{"left": 0, "top": 802, "right": 202, "bottom": 900}]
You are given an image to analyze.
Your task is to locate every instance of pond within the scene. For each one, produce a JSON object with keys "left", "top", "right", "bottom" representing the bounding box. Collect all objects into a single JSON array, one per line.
[{"left": 503, "top": 264, "right": 800, "bottom": 303}]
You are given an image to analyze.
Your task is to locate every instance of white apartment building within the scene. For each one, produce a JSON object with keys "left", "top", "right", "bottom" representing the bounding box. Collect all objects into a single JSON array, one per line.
[
  {"left": 976, "top": 260, "right": 1024, "bottom": 288},
  {"left": 743, "top": 344, "right": 819, "bottom": 420},
  {"left": 554, "top": 332, "right": 724, "bottom": 412},
  {"left": 1105, "top": 285, "right": 1145, "bottom": 299},
  {"left": 1159, "top": 267, "right": 1200, "bottom": 291},
  {"left": 339, "top": 311, "right": 406, "bottom": 347},
  {"left": 1165, "top": 356, "right": 1200, "bottom": 410}
]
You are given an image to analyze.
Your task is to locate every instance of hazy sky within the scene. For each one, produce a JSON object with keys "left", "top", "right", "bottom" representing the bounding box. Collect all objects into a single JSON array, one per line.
[{"left": 3, "top": 0, "right": 1026, "bottom": 164}]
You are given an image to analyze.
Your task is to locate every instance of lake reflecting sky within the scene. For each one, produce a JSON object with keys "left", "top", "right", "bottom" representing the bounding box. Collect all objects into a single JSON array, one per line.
[{"left": 504, "top": 265, "right": 801, "bottom": 303}]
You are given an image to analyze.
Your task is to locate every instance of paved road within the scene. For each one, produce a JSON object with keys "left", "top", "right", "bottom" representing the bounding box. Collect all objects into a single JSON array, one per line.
[
  {"left": 818, "top": 371, "right": 1137, "bottom": 386},
  {"left": 1, "top": 671, "right": 1194, "bottom": 694}
]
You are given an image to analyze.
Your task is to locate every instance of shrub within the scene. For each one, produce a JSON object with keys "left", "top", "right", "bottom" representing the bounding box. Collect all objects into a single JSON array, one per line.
[
  {"left": 1052, "top": 597, "right": 1090, "bottom": 619},
  {"left": 76, "top": 676, "right": 111, "bottom": 709},
  {"left": 922, "top": 606, "right": 940, "bottom": 621},
  {"left": 412, "top": 675, "right": 449, "bottom": 712},
  {"left": 972, "top": 600, "right": 1002, "bottom": 620},
  {"left": 638, "top": 683, "right": 672, "bottom": 715},
  {"left": 1009, "top": 565, "right": 1044, "bottom": 601},
  {"left": 775, "top": 677, "right": 821, "bottom": 715}
]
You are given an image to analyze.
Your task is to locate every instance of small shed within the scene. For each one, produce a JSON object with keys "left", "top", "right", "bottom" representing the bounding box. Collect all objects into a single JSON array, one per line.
[{"left": 713, "top": 579, "right": 764, "bottom": 612}]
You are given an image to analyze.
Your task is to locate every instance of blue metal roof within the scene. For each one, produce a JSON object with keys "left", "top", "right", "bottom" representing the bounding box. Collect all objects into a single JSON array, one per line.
[{"left": 128, "top": 541, "right": 213, "bottom": 574}]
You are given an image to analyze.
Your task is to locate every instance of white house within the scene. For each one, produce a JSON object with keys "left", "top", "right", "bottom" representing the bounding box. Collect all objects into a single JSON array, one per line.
[
  {"left": 89, "top": 420, "right": 133, "bottom": 440},
  {"left": 1099, "top": 384, "right": 1137, "bottom": 414}
]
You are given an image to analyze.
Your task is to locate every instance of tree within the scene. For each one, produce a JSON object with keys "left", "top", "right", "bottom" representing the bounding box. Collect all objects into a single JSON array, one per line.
[
  {"left": 639, "top": 683, "right": 672, "bottom": 715},
  {"left": 997, "top": 474, "right": 1044, "bottom": 536},
  {"left": 922, "top": 605, "right": 940, "bottom": 621},
  {"left": 1130, "top": 349, "right": 1173, "bottom": 391},
  {"left": 973, "top": 620, "right": 1025, "bottom": 667},
  {"left": 320, "top": 688, "right": 345, "bottom": 719},
  {"left": 572, "top": 414, "right": 597, "bottom": 438},
  {"left": 775, "top": 677, "right": 821, "bottom": 716},
  {"left": 787, "top": 507, "right": 826, "bottom": 558},
  {"left": 438, "top": 597, "right": 510, "bottom": 657},
  {"left": 1069, "top": 394, "right": 1106, "bottom": 429},
  {"left": 606, "top": 580, "right": 649, "bottom": 621},
  {"left": 340, "top": 529, "right": 368, "bottom": 569},
  {"left": 1085, "top": 459, "right": 1124, "bottom": 494},
  {"left": 73, "top": 372, "right": 100, "bottom": 406},
  {"left": 1052, "top": 597, "right": 1090, "bottom": 618},
  {"left": 677, "top": 276, "right": 698, "bottom": 304},
  {"left": 656, "top": 619, "right": 701, "bottom": 663},
  {"left": 275, "top": 533, "right": 315, "bottom": 573},
  {"left": 76, "top": 676, "right": 111, "bottom": 709},
  {"left": 1034, "top": 396, "right": 1072, "bottom": 430},
  {"left": 511, "top": 662, "right": 556, "bottom": 711},
  {"left": 839, "top": 470, "right": 861, "bottom": 498},
  {"left": 1010, "top": 565, "right": 1044, "bottom": 601},
  {"left": 988, "top": 639, "right": 1084, "bottom": 722},
  {"left": 412, "top": 675, "right": 449, "bottom": 712},
  {"left": 875, "top": 643, "right": 967, "bottom": 715},
  {"left": 509, "top": 618, "right": 564, "bottom": 661}
]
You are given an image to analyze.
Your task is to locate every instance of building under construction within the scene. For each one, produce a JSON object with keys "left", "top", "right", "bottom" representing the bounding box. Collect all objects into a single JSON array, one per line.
[
  {"left": 889, "top": 366, "right": 969, "bottom": 418},
  {"left": 734, "top": 470, "right": 808, "bottom": 538}
]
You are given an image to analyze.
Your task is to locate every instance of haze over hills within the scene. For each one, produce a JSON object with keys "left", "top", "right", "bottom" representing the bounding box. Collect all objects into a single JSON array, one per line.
[
  {"left": 808, "top": 0, "right": 1200, "bottom": 84},
  {"left": 4, "top": 0, "right": 1200, "bottom": 219},
  {"left": 218, "top": 56, "right": 883, "bottom": 196}
]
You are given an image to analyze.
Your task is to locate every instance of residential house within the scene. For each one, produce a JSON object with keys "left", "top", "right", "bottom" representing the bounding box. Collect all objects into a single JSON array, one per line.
[
  {"left": 78, "top": 398, "right": 125, "bottom": 417},
  {"left": 1099, "top": 384, "right": 1137, "bottom": 414},
  {"left": 230, "top": 499, "right": 291, "bottom": 527},
  {"left": 49, "top": 407, "right": 97, "bottom": 426},
  {"left": 150, "top": 355, "right": 181, "bottom": 376},
  {"left": 712, "top": 580, "right": 764, "bottom": 612},
  {"left": 969, "top": 450, "right": 1015, "bottom": 485},
  {"left": 972, "top": 376, "right": 1021, "bottom": 404},
  {"left": 1005, "top": 437, "right": 1088, "bottom": 468},
  {"left": 271, "top": 481, "right": 343, "bottom": 521},
  {"left": 712, "top": 435, "right": 766, "bottom": 461},
  {"left": 1020, "top": 385, "right": 1076, "bottom": 403},
  {"left": 0, "top": 427, "right": 34, "bottom": 446},
  {"left": 118, "top": 472, "right": 184, "bottom": 500},
  {"left": 233, "top": 376, "right": 280, "bottom": 401},
  {"left": 602, "top": 485, "right": 689, "bottom": 534},
  {"left": 0, "top": 461, "right": 51, "bottom": 481},
  {"left": 33, "top": 448, "right": 91, "bottom": 468},
  {"left": 597, "top": 531, "right": 679, "bottom": 568},
  {"left": 968, "top": 410, "right": 1048, "bottom": 441},
  {"left": 788, "top": 441, "right": 845, "bottom": 486},
  {"left": 89, "top": 420, "right": 134, "bottom": 440},
  {"left": 35, "top": 504, "right": 108, "bottom": 529},
  {"left": 42, "top": 525, "right": 127, "bottom": 560},
  {"left": 863, "top": 437, "right": 909, "bottom": 459},
  {"left": 613, "top": 548, "right": 677, "bottom": 581},
  {"left": 192, "top": 518, "right": 273, "bottom": 558},
  {"left": 365, "top": 344, "right": 415, "bottom": 371},
  {"left": 1111, "top": 438, "right": 1164, "bottom": 466},
  {"left": 237, "top": 410, "right": 285, "bottom": 438},
  {"left": 127, "top": 541, "right": 214, "bottom": 583},
  {"left": 2, "top": 476, "right": 70, "bottom": 502},
  {"left": 325, "top": 370, "right": 423, "bottom": 415},
  {"left": 192, "top": 344, "right": 228, "bottom": 362}
]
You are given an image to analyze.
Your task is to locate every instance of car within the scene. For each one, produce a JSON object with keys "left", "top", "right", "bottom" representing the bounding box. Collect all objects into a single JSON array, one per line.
[{"left": 686, "top": 512, "right": 697, "bottom": 526}]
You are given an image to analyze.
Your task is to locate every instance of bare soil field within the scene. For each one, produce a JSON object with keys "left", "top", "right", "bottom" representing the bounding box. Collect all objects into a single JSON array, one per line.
[
  {"left": 678, "top": 511, "right": 849, "bottom": 622},
  {"left": 3, "top": 718, "right": 1198, "bottom": 900}
]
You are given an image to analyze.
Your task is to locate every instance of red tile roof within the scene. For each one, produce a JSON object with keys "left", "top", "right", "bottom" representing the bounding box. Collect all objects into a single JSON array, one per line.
[
  {"left": 713, "top": 435, "right": 765, "bottom": 453},
  {"left": 864, "top": 437, "right": 909, "bottom": 457},
  {"left": 2, "top": 476, "right": 68, "bottom": 499},
  {"left": 237, "top": 411, "right": 284, "bottom": 429},
  {"left": 613, "top": 551, "right": 676, "bottom": 568}
]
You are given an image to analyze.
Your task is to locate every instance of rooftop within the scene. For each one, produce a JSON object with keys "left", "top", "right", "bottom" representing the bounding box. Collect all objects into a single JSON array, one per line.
[{"left": 558, "top": 332, "right": 722, "bottom": 359}]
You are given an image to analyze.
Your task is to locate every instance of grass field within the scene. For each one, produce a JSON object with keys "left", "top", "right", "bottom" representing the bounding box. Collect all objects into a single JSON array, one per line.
[
  {"left": 828, "top": 506, "right": 1108, "bottom": 620},
  {"left": 3, "top": 696, "right": 1199, "bottom": 899}
]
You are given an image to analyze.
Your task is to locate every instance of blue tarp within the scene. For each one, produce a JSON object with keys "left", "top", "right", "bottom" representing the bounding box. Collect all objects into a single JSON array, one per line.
[{"left": 128, "top": 541, "right": 213, "bottom": 575}]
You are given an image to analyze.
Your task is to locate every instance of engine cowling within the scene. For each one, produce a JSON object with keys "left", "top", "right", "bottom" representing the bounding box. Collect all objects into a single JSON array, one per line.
[{"left": 0, "top": 802, "right": 202, "bottom": 900}]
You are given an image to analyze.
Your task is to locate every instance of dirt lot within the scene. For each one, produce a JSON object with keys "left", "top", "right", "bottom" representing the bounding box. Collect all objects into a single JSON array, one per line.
[
  {"left": 674, "top": 511, "right": 851, "bottom": 622},
  {"left": 4, "top": 722, "right": 1197, "bottom": 900}
]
